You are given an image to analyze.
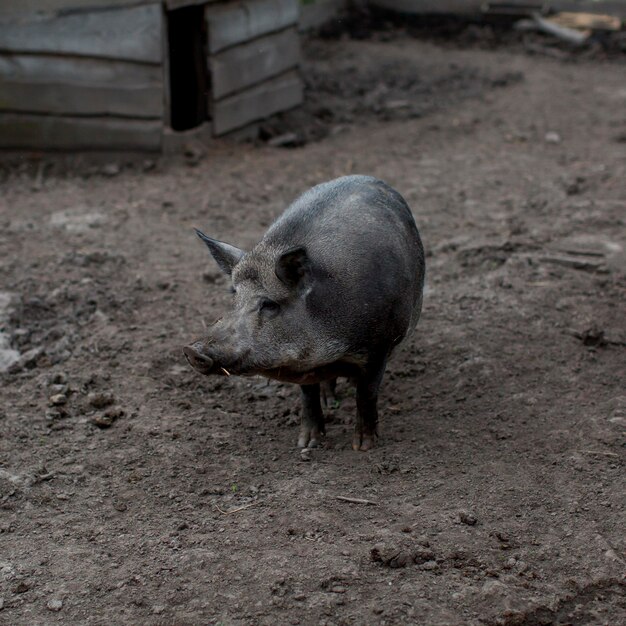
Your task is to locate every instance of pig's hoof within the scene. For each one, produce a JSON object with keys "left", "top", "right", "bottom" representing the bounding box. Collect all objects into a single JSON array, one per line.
[
  {"left": 297, "top": 428, "right": 323, "bottom": 449},
  {"left": 352, "top": 433, "right": 377, "bottom": 451}
]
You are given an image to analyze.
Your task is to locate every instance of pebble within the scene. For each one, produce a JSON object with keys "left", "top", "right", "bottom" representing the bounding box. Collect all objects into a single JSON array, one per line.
[
  {"left": 300, "top": 448, "right": 312, "bottom": 462},
  {"left": 14, "top": 347, "right": 43, "bottom": 371},
  {"left": 49, "top": 394, "right": 67, "bottom": 406},
  {"left": 88, "top": 392, "right": 115, "bottom": 409},
  {"left": 45, "top": 408, "right": 67, "bottom": 421},
  {"left": 91, "top": 410, "right": 119, "bottom": 429},
  {"left": 545, "top": 131, "right": 561, "bottom": 144},
  {"left": 152, "top": 605, "right": 166, "bottom": 615},
  {"left": 459, "top": 511, "right": 478, "bottom": 526},
  {"left": 47, "top": 598, "right": 63, "bottom": 611},
  {"left": 267, "top": 132, "right": 300, "bottom": 148},
  {"left": 49, "top": 372, "right": 68, "bottom": 385},
  {"left": 413, "top": 547, "right": 435, "bottom": 564},
  {"left": 101, "top": 163, "right": 120, "bottom": 177}
]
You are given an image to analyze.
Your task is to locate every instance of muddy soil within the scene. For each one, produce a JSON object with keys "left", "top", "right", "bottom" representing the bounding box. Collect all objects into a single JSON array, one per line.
[{"left": 1, "top": 31, "right": 625, "bottom": 626}]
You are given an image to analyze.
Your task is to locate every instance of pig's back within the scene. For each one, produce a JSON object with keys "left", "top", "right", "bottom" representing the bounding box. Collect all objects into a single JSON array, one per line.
[
  {"left": 267, "top": 176, "right": 423, "bottom": 284},
  {"left": 265, "top": 176, "right": 425, "bottom": 348}
]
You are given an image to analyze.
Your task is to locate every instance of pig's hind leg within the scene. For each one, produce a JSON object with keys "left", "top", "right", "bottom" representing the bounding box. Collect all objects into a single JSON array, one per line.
[
  {"left": 298, "top": 383, "right": 325, "bottom": 448},
  {"left": 353, "top": 357, "right": 387, "bottom": 451},
  {"left": 320, "top": 378, "right": 338, "bottom": 407}
]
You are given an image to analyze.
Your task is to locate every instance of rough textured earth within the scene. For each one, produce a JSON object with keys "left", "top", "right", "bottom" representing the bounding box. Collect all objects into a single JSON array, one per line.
[{"left": 1, "top": 28, "right": 625, "bottom": 626}]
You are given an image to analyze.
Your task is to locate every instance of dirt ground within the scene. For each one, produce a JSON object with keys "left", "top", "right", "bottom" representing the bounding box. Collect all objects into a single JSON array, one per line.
[{"left": 1, "top": 24, "right": 625, "bottom": 626}]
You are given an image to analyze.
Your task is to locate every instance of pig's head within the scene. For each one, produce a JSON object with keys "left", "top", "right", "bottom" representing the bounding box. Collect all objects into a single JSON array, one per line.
[{"left": 183, "top": 229, "right": 338, "bottom": 382}]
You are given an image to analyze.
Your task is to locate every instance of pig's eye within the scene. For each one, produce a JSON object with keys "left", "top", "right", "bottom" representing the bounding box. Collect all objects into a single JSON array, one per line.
[
  {"left": 259, "top": 299, "right": 280, "bottom": 315},
  {"left": 229, "top": 286, "right": 236, "bottom": 295}
]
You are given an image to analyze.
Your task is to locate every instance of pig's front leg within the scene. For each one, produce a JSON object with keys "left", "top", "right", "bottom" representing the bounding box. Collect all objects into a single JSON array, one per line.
[
  {"left": 353, "top": 357, "right": 387, "bottom": 451},
  {"left": 298, "top": 383, "right": 325, "bottom": 448}
]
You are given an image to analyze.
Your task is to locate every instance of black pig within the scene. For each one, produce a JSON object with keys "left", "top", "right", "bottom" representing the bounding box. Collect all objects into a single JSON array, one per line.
[{"left": 184, "top": 176, "right": 425, "bottom": 450}]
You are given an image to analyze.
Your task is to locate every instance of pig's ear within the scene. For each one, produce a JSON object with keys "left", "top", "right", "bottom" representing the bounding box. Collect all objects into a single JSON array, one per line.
[
  {"left": 194, "top": 229, "right": 244, "bottom": 275},
  {"left": 275, "top": 247, "right": 309, "bottom": 288}
]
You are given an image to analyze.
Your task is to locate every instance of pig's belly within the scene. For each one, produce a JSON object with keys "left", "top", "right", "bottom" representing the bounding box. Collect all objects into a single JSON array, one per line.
[{"left": 262, "top": 361, "right": 361, "bottom": 385}]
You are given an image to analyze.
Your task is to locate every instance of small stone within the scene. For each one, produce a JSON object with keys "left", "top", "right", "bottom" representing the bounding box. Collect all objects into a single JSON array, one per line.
[
  {"left": 544, "top": 131, "right": 561, "bottom": 144},
  {"left": 152, "top": 605, "right": 166, "bottom": 615},
  {"left": 50, "top": 372, "right": 68, "bottom": 385},
  {"left": 47, "top": 598, "right": 63, "bottom": 611},
  {"left": 45, "top": 407, "right": 67, "bottom": 421},
  {"left": 88, "top": 392, "right": 115, "bottom": 409},
  {"left": 91, "top": 413, "right": 114, "bottom": 429},
  {"left": 101, "top": 163, "right": 120, "bottom": 177},
  {"left": 300, "top": 448, "right": 312, "bottom": 462},
  {"left": 459, "top": 511, "right": 477, "bottom": 526},
  {"left": 420, "top": 560, "right": 439, "bottom": 571},
  {"left": 412, "top": 547, "right": 436, "bottom": 564},
  {"left": 49, "top": 394, "right": 67, "bottom": 406},
  {"left": 267, "top": 132, "right": 302, "bottom": 148},
  {"left": 183, "top": 143, "right": 205, "bottom": 166},
  {"left": 10, "top": 347, "right": 43, "bottom": 372}
]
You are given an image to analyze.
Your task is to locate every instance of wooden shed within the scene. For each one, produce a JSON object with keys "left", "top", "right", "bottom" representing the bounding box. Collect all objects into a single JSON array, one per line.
[{"left": 0, "top": 0, "right": 307, "bottom": 151}]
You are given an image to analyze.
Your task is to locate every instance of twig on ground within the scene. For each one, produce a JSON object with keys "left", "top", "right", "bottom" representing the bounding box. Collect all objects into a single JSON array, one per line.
[
  {"left": 335, "top": 496, "right": 378, "bottom": 506},
  {"left": 216, "top": 501, "right": 259, "bottom": 515},
  {"left": 533, "top": 13, "right": 590, "bottom": 45},
  {"left": 581, "top": 450, "right": 619, "bottom": 457}
]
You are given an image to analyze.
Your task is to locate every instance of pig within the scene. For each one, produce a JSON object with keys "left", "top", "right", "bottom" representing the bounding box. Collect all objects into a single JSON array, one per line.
[{"left": 183, "top": 175, "right": 425, "bottom": 451}]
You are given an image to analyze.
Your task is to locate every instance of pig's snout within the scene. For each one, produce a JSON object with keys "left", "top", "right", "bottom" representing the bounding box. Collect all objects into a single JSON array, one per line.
[{"left": 183, "top": 343, "right": 214, "bottom": 375}]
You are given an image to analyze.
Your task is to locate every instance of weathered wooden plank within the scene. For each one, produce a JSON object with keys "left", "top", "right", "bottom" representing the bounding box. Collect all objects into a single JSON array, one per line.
[
  {"left": 0, "top": 4, "right": 163, "bottom": 64},
  {"left": 206, "top": 0, "right": 299, "bottom": 54},
  {"left": 0, "top": 113, "right": 162, "bottom": 151},
  {"left": 212, "top": 70, "right": 303, "bottom": 136},
  {"left": 210, "top": 28, "right": 300, "bottom": 100},
  {"left": 0, "top": 1, "right": 158, "bottom": 20},
  {"left": 0, "top": 55, "right": 163, "bottom": 118}
]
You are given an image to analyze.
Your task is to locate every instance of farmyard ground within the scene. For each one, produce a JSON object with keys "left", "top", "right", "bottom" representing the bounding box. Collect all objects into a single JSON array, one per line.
[{"left": 1, "top": 32, "right": 625, "bottom": 625}]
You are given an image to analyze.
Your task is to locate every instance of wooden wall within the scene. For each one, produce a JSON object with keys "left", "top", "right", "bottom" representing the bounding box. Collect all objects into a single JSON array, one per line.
[
  {"left": 0, "top": 0, "right": 310, "bottom": 150},
  {"left": 206, "top": 0, "right": 303, "bottom": 136},
  {"left": 0, "top": 2, "right": 165, "bottom": 151}
]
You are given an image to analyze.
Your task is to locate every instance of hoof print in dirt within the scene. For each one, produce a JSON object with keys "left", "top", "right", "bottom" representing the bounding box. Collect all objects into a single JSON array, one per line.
[{"left": 185, "top": 176, "right": 425, "bottom": 451}]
